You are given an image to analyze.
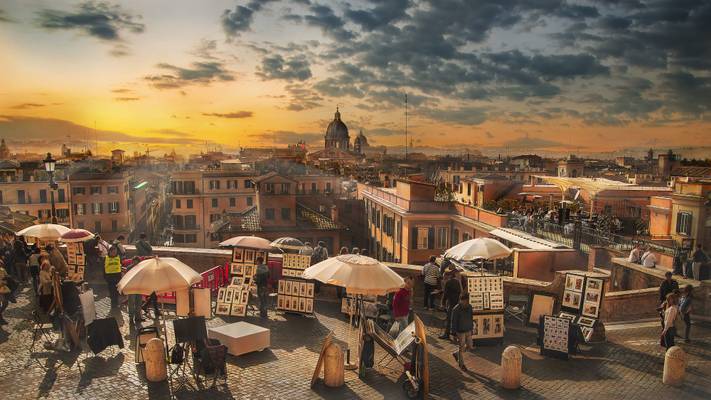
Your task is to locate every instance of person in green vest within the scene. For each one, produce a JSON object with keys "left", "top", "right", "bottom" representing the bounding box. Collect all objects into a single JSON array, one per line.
[{"left": 104, "top": 246, "right": 123, "bottom": 308}]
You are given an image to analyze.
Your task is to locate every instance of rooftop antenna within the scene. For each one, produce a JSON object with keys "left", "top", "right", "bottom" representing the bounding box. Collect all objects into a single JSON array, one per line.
[{"left": 404, "top": 93, "right": 408, "bottom": 161}]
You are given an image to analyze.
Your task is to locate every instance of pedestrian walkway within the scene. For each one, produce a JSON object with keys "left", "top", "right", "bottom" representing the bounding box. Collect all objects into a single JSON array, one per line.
[{"left": 0, "top": 284, "right": 709, "bottom": 399}]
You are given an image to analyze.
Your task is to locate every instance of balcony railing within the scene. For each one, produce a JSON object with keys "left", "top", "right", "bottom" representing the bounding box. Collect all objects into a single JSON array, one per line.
[{"left": 362, "top": 186, "right": 453, "bottom": 213}]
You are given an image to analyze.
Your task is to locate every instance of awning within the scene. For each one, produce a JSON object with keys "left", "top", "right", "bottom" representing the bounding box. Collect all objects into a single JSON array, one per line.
[{"left": 489, "top": 228, "right": 568, "bottom": 250}]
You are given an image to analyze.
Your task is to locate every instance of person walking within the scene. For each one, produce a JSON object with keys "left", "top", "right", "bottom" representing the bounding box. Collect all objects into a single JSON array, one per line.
[
  {"left": 125, "top": 257, "right": 144, "bottom": 326},
  {"left": 661, "top": 293, "right": 679, "bottom": 349},
  {"left": 113, "top": 235, "right": 127, "bottom": 259},
  {"left": 312, "top": 241, "right": 329, "bottom": 264},
  {"left": 679, "top": 285, "right": 694, "bottom": 342},
  {"left": 658, "top": 271, "right": 679, "bottom": 328},
  {"left": 422, "top": 256, "right": 440, "bottom": 310},
  {"left": 135, "top": 233, "right": 153, "bottom": 257},
  {"left": 299, "top": 242, "right": 314, "bottom": 257},
  {"left": 691, "top": 245, "right": 708, "bottom": 281},
  {"left": 254, "top": 256, "right": 270, "bottom": 318},
  {"left": 389, "top": 276, "right": 413, "bottom": 337},
  {"left": 12, "top": 236, "right": 29, "bottom": 283},
  {"left": 47, "top": 244, "right": 68, "bottom": 278},
  {"left": 103, "top": 246, "right": 123, "bottom": 308},
  {"left": 28, "top": 245, "right": 41, "bottom": 295},
  {"left": 0, "top": 261, "right": 11, "bottom": 324},
  {"left": 439, "top": 269, "right": 462, "bottom": 340},
  {"left": 451, "top": 293, "right": 474, "bottom": 371}
]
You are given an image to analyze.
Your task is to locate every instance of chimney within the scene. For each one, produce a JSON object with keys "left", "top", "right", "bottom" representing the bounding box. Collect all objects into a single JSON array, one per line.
[{"left": 330, "top": 205, "right": 339, "bottom": 224}]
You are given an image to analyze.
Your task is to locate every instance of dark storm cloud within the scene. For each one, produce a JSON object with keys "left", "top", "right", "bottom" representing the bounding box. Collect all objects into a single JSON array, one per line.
[
  {"left": 303, "top": 4, "right": 355, "bottom": 41},
  {"left": 659, "top": 71, "right": 711, "bottom": 115},
  {"left": 222, "top": 0, "right": 279, "bottom": 38},
  {"left": 421, "top": 107, "right": 488, "bottom": 126},
  {"left": 345, "top": 0, "right": 410, "bottom": 30},
  {"left": 202, "top": 111, "right": 254, "bottom": 118},
  {"left": 36, "top": 1, "right": 144, "bottom": 41},
  {"left": 284, "top": 84, "right": 323, "bottom": 111},
  {"left": 256, "top": 54, "right": 312, "bottom": 81},
  {"left": 145, "top": 61, "right": 234, "bottom": 89}
]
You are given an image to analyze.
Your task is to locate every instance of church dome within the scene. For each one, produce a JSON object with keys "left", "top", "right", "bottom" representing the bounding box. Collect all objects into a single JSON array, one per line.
[{"left": 325, "top": 108, "right": 349, "bottom": 141}]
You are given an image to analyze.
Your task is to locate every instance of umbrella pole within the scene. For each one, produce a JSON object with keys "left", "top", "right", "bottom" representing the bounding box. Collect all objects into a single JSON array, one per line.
[{"left": 344, "top": 293, "right": 357, "bottom": 370}]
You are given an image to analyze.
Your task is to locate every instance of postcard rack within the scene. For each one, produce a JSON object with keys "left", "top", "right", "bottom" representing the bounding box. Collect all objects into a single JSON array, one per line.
[
  {"left": 558, "top": 272, "right": 605, "bottom": 343},
  {"left": 277, "top": 253, "right": 315, "bottom": 315},
  {"left": 466, "top": 272, "right": 505, "bottom": 344}
]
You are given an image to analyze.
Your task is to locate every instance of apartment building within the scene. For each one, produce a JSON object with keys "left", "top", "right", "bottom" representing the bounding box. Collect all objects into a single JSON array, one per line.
[
  {"left": 649, "top": 178, "right": 711, "bottom": 249},
  {"left": 0, "top": 160, "right": 71, "bottom": 225},
  {"left": 69, "top": 171, "right": 131, "bottom": 241}
]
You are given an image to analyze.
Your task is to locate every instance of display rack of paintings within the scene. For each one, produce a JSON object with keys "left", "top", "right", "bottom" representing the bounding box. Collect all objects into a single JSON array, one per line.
[
  {"left": 466, "top": 273, "right": 504, "bottom": 342},
  {"left": 215, "top": 286, "right": 250, "bottom": 317},
  {"left": 277, "top": 253, "right": 315, "bottom": 315},
  {"left": 559, "top": 273, "right": 605, "bottom": 343},
  {"left": 216, "top": 246, "right": 269, "bottom": 317},
  {"left": 540, "top": 315, "right": 574, "bottom": 359},
  {"left": 66, "top": 242, "right": 86, "bottom": 283}
]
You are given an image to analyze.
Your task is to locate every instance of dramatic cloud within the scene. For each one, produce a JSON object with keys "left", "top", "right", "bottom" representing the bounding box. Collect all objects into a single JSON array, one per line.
[
  {"left": 345, "top": 0, "right": 410, "bottom": 30},
  {"left": 145, "top": 61, "right": 234, "bottom": 89},
  {"left": 11, "top": 103, "right": 48, "bottom": 110},
  {"left": 222, "top": 0, "right": 278, "bottom": 38},
  {"left": 256, "top": 54, "right": 312, "bottom": 81},
  {"left": 284, "top": 83, "right": 323, "bottom": 111},
  {"left": 422, "top": 107, "right": 488, "bottom": 126},
  {"left": 202, "top": 111, "right": 254, "bottom": 118},
  {"left": 500, "top": 135, "right": 565, "bottom": 149},
  {"left": 36, "top": 1, "right": 144, "bottom": 41},
  {"left": 302, "top": 5, "right": 355, "bottom": 41}
]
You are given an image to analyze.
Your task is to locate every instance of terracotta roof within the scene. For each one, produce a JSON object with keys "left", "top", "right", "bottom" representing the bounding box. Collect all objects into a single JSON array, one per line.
[
  {"left": 671, "top": 166, "right": 711, "bottom": 178},
  {"left": 252, "top": 171, "right": 296, "bottom": 183},
  {"left": 297, "top": 204, "right": 341, "bottom": 230}
]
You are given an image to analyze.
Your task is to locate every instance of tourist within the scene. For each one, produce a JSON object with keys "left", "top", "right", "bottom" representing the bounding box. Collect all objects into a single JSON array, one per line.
[
  {"left": 312, "top": 241, "right": 329, "bottom": 263},
  {"left": 440, "top": 269, "right": 462, "bottom": 340},
  {"left": 0, "top": 261, "right": 10, "bottom": 324},
  {"left": 135, "top": 233, "right": 153, "bottom": 257},
  {"left": 679, "top": 285, "right": 694, "bottom": 342},
  {"left": 339, "top": 246, "right": 349, "bottom": 255},
  {"left": 12, "top": 235, "right": 29, "bottom": 283},
  {"left": 125, "top": 257, "right": 143, "bottom": 326},
  {"left": 38, "top": 260, "right": 54, "bottom": 312},
  {"left": 659, "top": 271, "right": 679, "bottom": 303},
  {"left": 47, "top": 243, "right": 68, "bottom": 278},
  {"left": 113, "top": 235, "right": 127, "bottom": 259},
  {"left": 389, "top": 276, "right": 413, "bottom": 337},
  {"left": 28, "top": 245, "right": 41, "bottom": 295},
  {"left": 103, "top": 246, "right": 123, "bottom": 308},
  {"left": 691, "top": 245, "right": 708, "bottom": 281},
  {"left": 96, "top": 234, "right": 111, "bottom": 259},
  {"left": 661, "top": 293, "right": 679, "bottom": 349},
  {"left": 299, "top": 241, "right": 314, "bottom": 257},
  {"left": 641, "top": 247, "right": 656, "bottom": 268},
  {"left": 351, "top": 247, "right": 360, "bottom": 254},
  {"left": 422, "top": 256, "right": 440, "bottom": 310},
  {"left": 451, "top": 293, "right": 474, "bottom": 371},
  {"left": 254, "top": 256, "right": 270, "bottom": 318},
  {"left": 628, "top": 244, "right": 642, "bottom": 264}
]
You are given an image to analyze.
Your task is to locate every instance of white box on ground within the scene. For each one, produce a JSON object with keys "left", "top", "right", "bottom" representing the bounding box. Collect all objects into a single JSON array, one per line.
[{"left": 208, "top": 322, "right": 270, "bottom": 356}]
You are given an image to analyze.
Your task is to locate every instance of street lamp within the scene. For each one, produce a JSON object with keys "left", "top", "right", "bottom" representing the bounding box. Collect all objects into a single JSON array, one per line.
[{"left": 43, "top": 152, "right": 58, "bottom": 224}]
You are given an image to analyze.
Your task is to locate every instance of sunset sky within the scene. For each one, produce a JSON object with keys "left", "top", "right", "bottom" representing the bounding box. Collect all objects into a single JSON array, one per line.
[{"left": 1, "top": 1, "right": 709, "bottom": 157}]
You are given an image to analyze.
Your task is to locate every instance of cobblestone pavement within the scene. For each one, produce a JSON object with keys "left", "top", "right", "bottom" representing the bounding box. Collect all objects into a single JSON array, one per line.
[{"left": 0, "top": 283, "right": 710, "bottom": 400}]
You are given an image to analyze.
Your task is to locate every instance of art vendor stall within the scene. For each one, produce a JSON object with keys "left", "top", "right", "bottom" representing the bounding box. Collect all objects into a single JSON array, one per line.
[
  {"left": 558, "top": 271, "right": 607, "bottom": 343},
  {"left": 277, "top": 253, "right": 315, "bottom": 315},
  {"left": 465, "top": 272, "right": 505, "bottom": 344}
]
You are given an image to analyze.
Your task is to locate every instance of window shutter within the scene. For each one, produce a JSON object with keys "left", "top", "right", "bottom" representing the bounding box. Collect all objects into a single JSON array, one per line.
[
  {"left": 411, "top": 227, "right": 418, "bottom": 249},
  {"left": 428, "top": 227, "right": 435, "bottom": 249}
]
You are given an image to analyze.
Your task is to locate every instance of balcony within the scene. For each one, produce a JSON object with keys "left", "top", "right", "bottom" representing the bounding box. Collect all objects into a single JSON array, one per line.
[{"left": 362, "top": 185, "right": 453, "bottom": 213}]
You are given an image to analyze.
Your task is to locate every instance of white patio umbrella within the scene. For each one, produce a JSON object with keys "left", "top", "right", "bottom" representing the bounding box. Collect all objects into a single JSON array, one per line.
[
  {"left": 303, "top": 254, "right": 404, "bottom": 368},
  {"left": 16, "top": 223, "right": 71, "bottom": 241},
  {"left": 302, "top": 254, "right": 404, "bottom": 296},
  {"left": 444, "top": 238, "right": 512, "bottom": 261},
  {"left": 117, "top": 257, "right": 202, "bottom": 295},
  {"left": 270, "top": 237, "right": 305, "bottom": 252},
  {"left": 218, "top": 235, "right": 274, "bottom": 251}
]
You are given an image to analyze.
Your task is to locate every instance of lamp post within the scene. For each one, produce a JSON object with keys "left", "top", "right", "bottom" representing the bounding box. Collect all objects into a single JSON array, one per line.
[{"left": 43, "top": 152, "right": 58, "bottom": 224}]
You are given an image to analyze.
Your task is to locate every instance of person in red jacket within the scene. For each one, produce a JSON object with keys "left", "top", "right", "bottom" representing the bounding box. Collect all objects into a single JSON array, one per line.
[{"left": 389, "top": 276, "right": 413, "bottom": 337}]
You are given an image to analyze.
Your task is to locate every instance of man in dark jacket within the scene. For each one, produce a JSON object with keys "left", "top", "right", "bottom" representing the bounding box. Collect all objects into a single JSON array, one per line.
[
  {"left": 254, "top": 256, "right": 270, "bottom": 318},
  {"left": 451, "top": 293, "right": 473, "bottom": 371},
  {"left": 659, "top": 271, "right": 679, "bottom": 303},
  {"left": 439, "top": 269, "right": 462, "bottom": 340},
  {"left": 135, "top": 233, "right": 153, "bottom": 257}
]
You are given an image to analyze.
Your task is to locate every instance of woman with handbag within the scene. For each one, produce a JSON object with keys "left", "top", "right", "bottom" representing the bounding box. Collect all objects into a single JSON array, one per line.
[{"left": 661, "top": 293, "right": 679, "bottom": 349}]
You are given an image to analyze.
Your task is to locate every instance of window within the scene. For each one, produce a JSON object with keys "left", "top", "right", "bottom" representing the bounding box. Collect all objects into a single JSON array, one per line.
[
  {"left": 396, "top": 220, "right": 402, "bottom": 244},
  {"left": 467, "top": 183, "right": 472, "bottom": 196},
  {"left": 57, "top": 189, "right": 65, "bottom": 203},
  {"left": 265, "top": 183, "right": 275, "bottom": 194},
  {"left": 211, "top": 198, "right": 218, "bottom": 208},
  {"left": 229, "top": 197, "right": 236, "bottom": 207},
  {"left": 281, "top": 207, "right": 291, "bottom": 220},
  {"left": 75, "top": 203, "right": 86, "bottom": 215},
  {"left": 245, "top": 180, "right": 253, "bottom": 188},
  {"left": 17, "top": 190, "right": 25, "bottom": 204},
  {"left": 187, "top": 199, "right": 193, "bottom": 208},
  {"left": 173, "top": 234, "right": 185, "bottom": 243},
  {"left": 452, "top": 229, "right": 460, "bottom": 245},
  {"left": 92, "top": 202, "right": 103, "bottom": 214},
  {"left": 463, "top": 232, "right": 471, "bottom": 241},
  {"left": 280, "top": 183, "right": 291, "bottom": 194},
  {"left": 246, "top": 197, "right": 253, "bottom": 206},
  {"left": 265, "top": 208, "right": 275, "bottom": 220},
  {"left": 227, "top": 180, "right": 239, "bottom": 189},
  {"left": 173, "top": 215, "right": 184, "bottom": 228},
  {"left": 108, "top": 201, "right": 119, "bottom": 214},
  {"left": 94, "top": 221, "right": 102, "bottom": 233},
  {"left": 210, "top": 214, "right": 221, "bottom": 222},
  {"left": 73, "top": 187, "right": 85, "bottom": 195},
  {"left": 413, "top": 227, "right": 431, "bottom": 250},
  {"left": 39, "top": 189, "right": 47, "bottom": 203},
  {"left": 185, "top": 234, "right": 197, "bottom": 243},
  {"left": 676, "top": 212, "right": 692, "bottom": 236},
  {"left": 326, "top": 182, "right": 332, "bottom": 193},
  {"left": 107, "top": 186, "right": 119, "bottom": 194},
  {"left": 90, "top": 186, "right": 102, "bottom": 195},
  {"left": 311, "top": 183, "right": 317, "bottom": 193},
  {"left": 111, "top": 220, "right": 118, "bottom": 232},
  {"left": 437, "top": 227, "right": 448, "bottom": 249},
  {"left": 175, "top": 199, "right": 181, "bottom": 209},
  {"left": 56, "top": 209, "right": 69, "bottom": 219},
  {"left": 185, "top": 215, "right": 197, "bottom": 229},
  {"left": 209, "top": 180, "right": 221, "bottom": 190}
]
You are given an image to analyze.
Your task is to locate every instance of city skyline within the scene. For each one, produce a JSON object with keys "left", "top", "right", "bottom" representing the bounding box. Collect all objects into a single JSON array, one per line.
[{"left": 1, "top": 0, "right": 710, "bottom": 156}]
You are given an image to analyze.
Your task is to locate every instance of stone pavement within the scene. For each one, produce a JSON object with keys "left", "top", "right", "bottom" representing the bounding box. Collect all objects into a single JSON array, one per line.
[{"left": 0, "top": 284, "right": 710, "bottom": 400}]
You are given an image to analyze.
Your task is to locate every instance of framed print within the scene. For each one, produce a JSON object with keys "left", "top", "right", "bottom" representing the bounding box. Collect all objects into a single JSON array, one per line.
[
  {"left": 528, "top": 293, "right": 556, "bottom": 326},
  {"left": 230, "top": 263, "right": 243, "bottom": 276},
  {"left": 483, "top": 292, "right": 490, "bottom": 310},
  {"left": 217, "top": 288, "right": 226, "bottom": 303},
  {"left": 230, "top": 277, "right": 243, "bottom": 286},
  {"left": 256, "top": 251, "right": 267, "bottom": 263},
  {"left": 292, "top": 281, "right": 300, "bottom": 296},
  {"left": 306, "top": 283, "right": 314, "bottom": 298},
  {"left": 300, "top": 282, "right": 307, "bottom": 297},
  {"left": 244, "top": 249, "right": 255, "bottom": 264},
  {"left": 232, "top": 248, "right": 244, "bottom": 263},
  {"left": 482, "top": 316, "right": 492, "bottom": 336},
  {"left": 243, "top": 276, "right": 251, "bottom": 286},
  {"left": 216, "top": 303, "right": 230, "bottom": 315},
  {"left": 76, "top": 254, "right": 85, "bottom": 265},
  {"left": 562, "top": 291, "right": 581, "bottom": 309},
  {"left": 306, "top": 298, "right": 314, "bottom": 313},
  {"left": 278, "top": 296, "right": 284, "bottom": 309},
  {"left": 584, "top": 291, "right": 600, "bottom": 303},
  {"left": 565, "top": 274, "right": 576, "bottom": 291},
  {"left": 558, "top": 311, "right": 577, "bottom": 321},
  {"left": 224, "top": 288, "right": 235, "bottom": 303},
  {"left": 582, "top": 302, "right": 599, "bottom": 318},
  {"left": 283, "top": 296, "right": 290, "bottom": 310},
  {"left": 231, "top": 303, "right": 246, "bottom": 317},
  {"left": 577, "top": 317, "right": 595, "bottom": 327},
  {"left": 586, "top": 278, "right": 603, "bottom": 291},
  {"left": 68, "top": 253, "right": 77, "bottom": 264},
  {"left": 241, "top": 290, "right": 249, "bottom": 304},
  {"left": 299, "top": 298, "right": 306, "bottom": 312},
  {"left": 284, "top": 280, "right": 292, "bottom": 295},
  {"left": 472, "top": 316, "right": 479, "bottom": 336},
  {"left": 278, "top": 280, "right": 285, "bottom": 294},
  {"left": 580, "top": 326, "right": 593, "bottom": 342},
  {"left": 494, "top": 315, "right": 503, "bottom": 335}
]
